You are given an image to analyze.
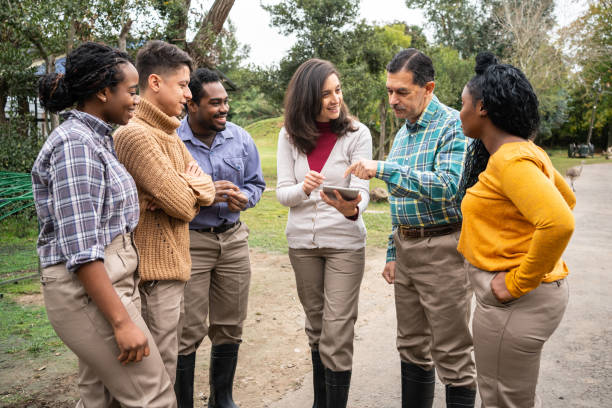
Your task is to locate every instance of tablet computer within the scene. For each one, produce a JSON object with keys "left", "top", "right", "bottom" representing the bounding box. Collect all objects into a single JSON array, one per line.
[{"left": 322, "top": 185, "right": 360, "bottom": 201}]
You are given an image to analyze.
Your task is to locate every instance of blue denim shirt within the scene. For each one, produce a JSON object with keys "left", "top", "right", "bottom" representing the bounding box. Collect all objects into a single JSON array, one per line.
[{"left": 178, "top": 117, "right": 265, "bottom": 229}]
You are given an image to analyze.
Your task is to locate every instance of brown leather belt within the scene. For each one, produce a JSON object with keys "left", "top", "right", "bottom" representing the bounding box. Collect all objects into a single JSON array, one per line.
[{"left": 399, "top": 222, "right": 462, "bottom": 239}]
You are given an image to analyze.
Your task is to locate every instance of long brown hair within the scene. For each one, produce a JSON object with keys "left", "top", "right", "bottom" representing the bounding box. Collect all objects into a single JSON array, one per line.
[{"left": 283, "top": 59, "right": 357, "bottom": 155}]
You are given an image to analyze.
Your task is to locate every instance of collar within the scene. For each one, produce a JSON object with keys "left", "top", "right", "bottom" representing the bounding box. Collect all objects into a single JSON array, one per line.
[
  {"left": 135, "top": 97, "right": 181, "bottom": 134},
  {"left": 64, "top": 110, "right": 113, "bottom": 138},
  {"left": 406, "top": 94, "right": 440, "bottom": 130},
  {"left": 178, "top": 115, "right": 233, "bottom": 149}
]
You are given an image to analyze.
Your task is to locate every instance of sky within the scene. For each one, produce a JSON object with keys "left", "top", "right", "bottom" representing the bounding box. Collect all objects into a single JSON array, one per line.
[{"left": 221, "top": 0, "right": 588, "bottom": 67}]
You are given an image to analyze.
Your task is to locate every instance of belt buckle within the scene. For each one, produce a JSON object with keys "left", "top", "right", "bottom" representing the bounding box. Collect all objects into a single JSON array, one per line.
[{"left": 419, "top": 226, "right": 425, "bottom": 238}]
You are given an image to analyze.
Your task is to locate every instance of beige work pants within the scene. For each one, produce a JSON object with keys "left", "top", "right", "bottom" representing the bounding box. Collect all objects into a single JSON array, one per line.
[
  {"left": 178, "top": 223, "right": 251, "bottom": 355},
  {"left": 394, "top": 229, "right": 476, "bottom": 388},
  {"left": 467, "top": 263, "right": 569, "bottom": 408},
  {"left": 41, "top": 233, "right": 176, "bottom": 408},
  {"left": 139, "top": 278, "right": 185, "bottom": 384},
  {"left": 288, "top": 247, "right": 365, "bottom": 372}
]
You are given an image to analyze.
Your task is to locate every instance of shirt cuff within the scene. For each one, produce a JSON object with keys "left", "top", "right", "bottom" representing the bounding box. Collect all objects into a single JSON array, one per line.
[
  {"left": 386, "top": 246, "right": 396, "bottom": 263},
  {"left": 344, "top": 207, "right": 359, "bottom": 221},
  {"left": 376, "top": 161, "right": 386, "bottom": 179},
  {"left": 66, "top": 244, "right": 106, "bottom": 274},
  {"left": 505, "top": 269, "right": 527, "bottom": 298}
]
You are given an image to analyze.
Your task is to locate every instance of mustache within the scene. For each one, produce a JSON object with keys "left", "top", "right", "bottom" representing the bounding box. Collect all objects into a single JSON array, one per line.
[
  {"left": 214, "top": 113, "right": 227, "bottom": 118},
  {"left": 391, "top": 103, "right": 405, "bottom": 110}
]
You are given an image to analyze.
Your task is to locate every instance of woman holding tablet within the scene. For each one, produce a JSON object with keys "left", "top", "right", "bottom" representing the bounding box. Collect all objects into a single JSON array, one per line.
[{"left": 276, "top": 58, "right": 372, "bottom": 408}]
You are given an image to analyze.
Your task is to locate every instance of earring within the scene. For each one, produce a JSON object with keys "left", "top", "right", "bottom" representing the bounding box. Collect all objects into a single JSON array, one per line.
[{"left": 102, "top": 97, "right": 107, "bottom": 102}]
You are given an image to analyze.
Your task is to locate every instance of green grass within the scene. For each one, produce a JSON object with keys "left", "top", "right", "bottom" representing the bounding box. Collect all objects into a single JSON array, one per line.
[
  {"left": 0, "top": 214, "right": 39, "bottom": 280},
  {"left": 545, "top": 148, "right": 610, "bottom": 175},
  {"left": 0, "top": 298, "right": 64, "bottom": 355}
]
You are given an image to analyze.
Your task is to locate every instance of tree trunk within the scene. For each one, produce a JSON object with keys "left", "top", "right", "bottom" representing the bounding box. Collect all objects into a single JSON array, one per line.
[
  {"left": 45, "top": 54, "right": 60, "bottom": 131},
  {"left": 118, "top": 18, "right": 133, "bottom": 52},
  {"left": 189, "top": 0, "right": 235, "bottom": 67},
  {"left": 66, "top": 19, "right": 77, "bottom": 53},
  {"left": 378, "top": 97, "right": 387, "bottom": 160},
  {"left": 0, "top": 81, "right": 8, "bottom": 124},
  {"left": 586, "top": 87, "right": 602, "bottom": 146}
]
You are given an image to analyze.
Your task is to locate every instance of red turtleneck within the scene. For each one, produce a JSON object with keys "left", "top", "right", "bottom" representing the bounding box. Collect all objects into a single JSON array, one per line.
[{"left": 307, "top": 122, "right": 338, "bottom": 173}]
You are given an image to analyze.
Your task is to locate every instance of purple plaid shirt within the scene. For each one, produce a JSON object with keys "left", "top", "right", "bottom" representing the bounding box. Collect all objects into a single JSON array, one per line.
[{"left": 31, "top": 110, "right": 140, "bottom": 273}]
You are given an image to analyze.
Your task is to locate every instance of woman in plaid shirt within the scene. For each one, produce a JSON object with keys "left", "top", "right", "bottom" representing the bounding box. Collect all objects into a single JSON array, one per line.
[{"left": 32, "top": 43, "right": 176, "bottom": 407}]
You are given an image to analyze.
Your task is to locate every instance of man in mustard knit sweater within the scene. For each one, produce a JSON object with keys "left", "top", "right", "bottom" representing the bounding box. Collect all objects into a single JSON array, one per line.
[{"left": 114, "top": 40, "right": 215, "bottom": 385}]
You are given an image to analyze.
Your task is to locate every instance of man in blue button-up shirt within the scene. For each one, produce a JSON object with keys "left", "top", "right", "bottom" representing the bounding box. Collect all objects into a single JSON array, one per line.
[{"left": 175, "top": 68, "right": 265, "bottom": 407}]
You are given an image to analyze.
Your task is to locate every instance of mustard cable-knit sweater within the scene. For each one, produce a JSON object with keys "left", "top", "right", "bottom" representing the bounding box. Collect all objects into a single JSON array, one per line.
[{"left": 114, "top": 97, "right": 215, "bottom": 282}]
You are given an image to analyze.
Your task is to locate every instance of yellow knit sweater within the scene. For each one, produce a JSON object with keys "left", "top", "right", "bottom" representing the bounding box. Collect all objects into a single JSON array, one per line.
[
  {"left": 114, "top": 98, "right": 215, "bottom": 282},
  {"left": 458, "top": 141, "right": 575, "bottom": 298}
]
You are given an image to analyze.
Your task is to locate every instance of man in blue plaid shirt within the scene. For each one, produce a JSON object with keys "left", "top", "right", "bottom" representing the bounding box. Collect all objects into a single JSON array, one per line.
[{"left": 346, "top": 49, "right": 476, "bottom": 407}]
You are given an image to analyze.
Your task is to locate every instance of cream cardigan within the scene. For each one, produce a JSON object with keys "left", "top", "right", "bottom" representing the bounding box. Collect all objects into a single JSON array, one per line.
[{"left": 276, "top": 122, "right": 372, "bottom": 250}]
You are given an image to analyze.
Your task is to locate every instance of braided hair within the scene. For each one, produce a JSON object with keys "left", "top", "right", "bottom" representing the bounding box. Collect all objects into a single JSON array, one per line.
[
  {"left": 38, "top": 42, "right": 132, "bottom": 113},
  {"left": 458, "top": 52, "right": 540, "bottom": 197}
]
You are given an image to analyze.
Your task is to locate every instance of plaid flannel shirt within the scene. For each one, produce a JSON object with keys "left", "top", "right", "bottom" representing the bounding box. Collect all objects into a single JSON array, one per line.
[
  {"left": 31, "top": 110, "right": 140, "bottom": 273},
  {"left": 376, "top": 95, "right": 468, "bottom": 262}
]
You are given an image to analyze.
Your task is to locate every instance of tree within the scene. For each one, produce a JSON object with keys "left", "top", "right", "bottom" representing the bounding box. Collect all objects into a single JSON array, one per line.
[
  {"left": 427, "top": 46, "right": 473, "bottom": 111},
  {"left": 559, "top": 0, "right": 612, "bottom": 148},
  {"left": 494, "top": 0, "right": 569, "bottom": 141},
  {"left": 153, "top": 0, "right": 236, "bottom": 67},
  {"left": 405, "top": 0, "right": 511, "bottom": 58}
]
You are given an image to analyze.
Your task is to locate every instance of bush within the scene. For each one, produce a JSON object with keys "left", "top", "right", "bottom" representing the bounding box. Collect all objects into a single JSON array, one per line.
[{"left": 0, "top": 116, "right": 43, "bottom": 173}]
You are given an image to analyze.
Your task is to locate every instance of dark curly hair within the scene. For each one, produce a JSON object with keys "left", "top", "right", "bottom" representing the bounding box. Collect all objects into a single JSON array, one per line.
[
  {"left": 189, "top": 68, "right": 221, "bottom": 105},
  {"left": 458, "top": 52, "right": 540, "bottom": 197},
  {"left": 284, "top": 59, "right": 357, "bottom": 155},
  {"left": 38, "top": 42, "right": 132, "bottom": 113}
]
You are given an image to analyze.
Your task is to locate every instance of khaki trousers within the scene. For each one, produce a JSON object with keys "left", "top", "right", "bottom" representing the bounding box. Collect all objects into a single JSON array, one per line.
[
  {"left": 139, "top": 278, "right": 185, "bottom": 384},
  {"left": 467, "top": 263, "right": 569, "bottom": 408},
  {"left": 394, "top": 230, "right": 476, "bottom": 387},
  {"left": 41, "top": 233, "right": 176, "bottom": 408},
  {"left": 178, "top": 223, "right": 251, "bottom": 355},
  {"left": 288, "top": 247, "right": 365, "bottom": 372}
]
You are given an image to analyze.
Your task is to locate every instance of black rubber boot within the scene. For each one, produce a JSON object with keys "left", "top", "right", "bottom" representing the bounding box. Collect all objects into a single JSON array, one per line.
[
  {"left": 445, "top": 385, "right": 476, "bottom": 408},
  {"left": 324, "top": 367, "right": 351, "bottom": 408},
  {"left": 208, "top": 343, "right": 240, "bottom": 408},
  {"left": 401, "top": 361, "right": 435, "bottom": 408},
  {"left": 311, "top": 349, "right": 326, "bottom": 408},
  {"left": 175, "top": 352, "right": 196, "bottom": 408}
]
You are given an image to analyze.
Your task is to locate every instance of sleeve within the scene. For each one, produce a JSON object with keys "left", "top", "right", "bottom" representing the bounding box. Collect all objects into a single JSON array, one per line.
[
  {"left": 386, "top": 225, "right": 398, "bottom": 263},
  {"left": 553, "top": 168, "right": 576, "bottom": 210},
  {"left": 501, "top": 159, "right": 575, "bottom": 297},
  {"left": 276, "top": 129, "right": 310, "bottom": 207},
  {"left": 178, "top": 140, "right": 216, "bottom": 207},
  {"left": 375, "top": 120, "right": 467, "bottom": 203},
  {"left": 114, "top": 126, "right": 205, "bottom": 221},
  {"left": 348, "top": 125, "right": 372, "bottom": 216},
  {"left": 240, "top": 133, "right": 266, "bottom": 209},
  {"left": 49, "top": 139, "right": 106, "bottom": 273}
]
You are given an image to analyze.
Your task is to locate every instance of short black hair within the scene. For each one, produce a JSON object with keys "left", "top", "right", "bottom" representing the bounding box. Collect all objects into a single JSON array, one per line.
[
  {"left": 136, "top": 40, "right": 193, "bottom": 89},
  {"left": 386, "top": 48, "right": 435, "bottom": 86},
  {"left": 189, "top": 68, "right": 221, "bottom": 104},
  {"left": 38, "top": 42, "right": 132, "bottom": 113}
]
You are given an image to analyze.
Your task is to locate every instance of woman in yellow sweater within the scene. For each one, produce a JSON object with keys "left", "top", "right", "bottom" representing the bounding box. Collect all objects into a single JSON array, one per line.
[{"left": 457, "top": 52, "right": 576, "bottom": 408}]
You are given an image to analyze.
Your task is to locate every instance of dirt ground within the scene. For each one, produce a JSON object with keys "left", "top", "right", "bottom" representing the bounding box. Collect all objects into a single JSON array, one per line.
[
  {"left": 2, "top": 163, "right": 611, "bottom": 407},
  {"left": 0, "top": 245, "right": 389, "bottom": 408}
]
